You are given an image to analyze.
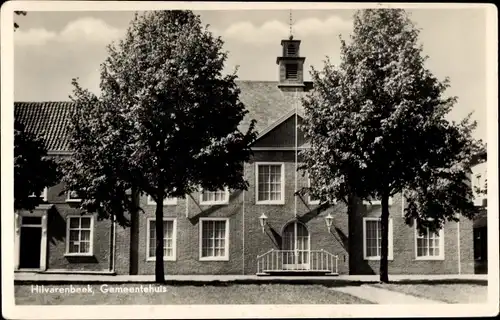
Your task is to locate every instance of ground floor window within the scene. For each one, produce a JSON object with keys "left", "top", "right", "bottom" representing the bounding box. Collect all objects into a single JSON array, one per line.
[
  {"left": 363, "top": 217, "right": 393, "bottom": 260},
  {"left": 147, "top": 218, "right": 176, "bottom": 261},
  {"left": 199, "top": 218, "right": 229, "bottom": 260},
  {"left": 415, "top": 223, "right": 444, "bottom": 260},
  {"left": 66, "top": 216, "right": 94, "bottom": 255}
]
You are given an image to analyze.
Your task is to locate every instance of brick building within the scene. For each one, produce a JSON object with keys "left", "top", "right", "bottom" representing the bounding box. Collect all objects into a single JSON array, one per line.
[{"left": 14, "top": 36, "right": 475, "bottom": 276}]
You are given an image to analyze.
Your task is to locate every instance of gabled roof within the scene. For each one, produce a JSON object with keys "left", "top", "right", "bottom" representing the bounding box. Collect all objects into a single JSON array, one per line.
[
  {"left": 254, "top": 107, "right": 305, "bottom": 141},
  {"left": 14, "top": 101, "right": 75, "bottom": 152},
  {"left": 14, "top": 81, "right": 312, "bottom": 152},
  {"left": 236, "top": 81, "right": 309, "bottom": 135}
]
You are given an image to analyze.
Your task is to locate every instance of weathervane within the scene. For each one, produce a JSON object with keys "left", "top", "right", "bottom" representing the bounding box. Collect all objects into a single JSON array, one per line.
[{"left": 289, "top": 9, "right": 294, "bottom": 40}]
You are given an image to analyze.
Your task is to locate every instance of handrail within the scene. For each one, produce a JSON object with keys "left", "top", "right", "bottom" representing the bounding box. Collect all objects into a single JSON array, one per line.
[{"left": 256, "top": 249, "right": 339, "bottom": 275}]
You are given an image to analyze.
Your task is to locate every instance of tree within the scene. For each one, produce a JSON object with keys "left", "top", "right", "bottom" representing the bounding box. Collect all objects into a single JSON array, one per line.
[
  {"left": 14, "top": 120, "right": 60, "bottom": 211},
  {"left": 14, "top": 11, "right": 27, "bottom": 31},
  {"left": 300, "top": 9, "right": 485, "bottom": 283},
  {"left": 63, "top": 10, "right": 257, "bottom": 283}
]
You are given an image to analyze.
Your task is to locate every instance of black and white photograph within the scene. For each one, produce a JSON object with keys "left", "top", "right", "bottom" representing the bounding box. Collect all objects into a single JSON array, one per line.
[{"left": 2, "top": 1, "right": 498, "bottom": 318}]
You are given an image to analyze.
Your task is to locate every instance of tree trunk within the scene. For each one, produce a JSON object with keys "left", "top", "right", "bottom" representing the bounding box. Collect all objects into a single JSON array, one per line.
[
  {"left": 379, "top": 193, "right": 390, "bottom": 283},
  {"left": 155, "top": 201, "right": 165, "bottom": 283}
]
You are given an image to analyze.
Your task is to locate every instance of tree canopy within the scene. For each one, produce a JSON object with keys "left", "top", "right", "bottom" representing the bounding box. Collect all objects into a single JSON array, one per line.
[
  {"left": 301, "top": 9, "right": 485, "bottom": 282},
  {"left": 14, "top": 120, "right": 60, "bottom": 211},
  {"left": 63, "top": 10, "right": 257, "bottom": 282}
]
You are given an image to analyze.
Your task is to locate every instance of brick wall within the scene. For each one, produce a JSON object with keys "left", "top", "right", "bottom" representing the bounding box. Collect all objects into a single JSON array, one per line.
[
  {"left": 131, "top": 190, "right": 245, "bottom": 275},
  {"left": 349, "top": 193, "right": 475, "bottom": 275},
  {"left": 243, "top": 151, "right": 349, "bottom": 275},
  {"left": 45, "top": 182, "right": 112, "bottom": 271}
]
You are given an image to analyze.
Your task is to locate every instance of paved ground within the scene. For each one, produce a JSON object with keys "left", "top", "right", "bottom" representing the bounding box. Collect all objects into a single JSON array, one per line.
[
  {"left": 331, "top": 284, "right": 443, "bottom": 304},
  {"left": 370, "top": 282, "right": 488, "bottom": 304},
  {"left": 14, "top": 272, "right": 488, "bottom": 284}
]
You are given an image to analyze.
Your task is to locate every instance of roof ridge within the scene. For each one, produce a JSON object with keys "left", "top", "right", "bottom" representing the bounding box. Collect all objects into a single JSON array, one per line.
[{"left": 15, "top": 101, "right": 73, "bottom": 103}]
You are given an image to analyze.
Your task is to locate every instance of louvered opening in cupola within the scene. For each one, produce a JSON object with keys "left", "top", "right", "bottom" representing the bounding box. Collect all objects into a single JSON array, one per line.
[{"left": 285, "top": 63, "right": 298, "bottom": 80}]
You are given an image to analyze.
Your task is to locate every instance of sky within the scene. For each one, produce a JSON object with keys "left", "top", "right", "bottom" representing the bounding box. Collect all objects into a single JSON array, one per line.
[{"left": 13, "top": 8, "right": 488, "bottom": 142}]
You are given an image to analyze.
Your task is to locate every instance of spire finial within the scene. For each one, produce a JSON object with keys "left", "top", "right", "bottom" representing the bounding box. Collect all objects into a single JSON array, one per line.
[{"left": 289, "top": 9, "right": 294, "bottom": 40}]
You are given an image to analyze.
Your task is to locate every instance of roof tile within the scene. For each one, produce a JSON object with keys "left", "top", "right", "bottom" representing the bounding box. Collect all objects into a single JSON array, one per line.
[{"left": 14, "top": 81, "right": 310, "bottom": 152}]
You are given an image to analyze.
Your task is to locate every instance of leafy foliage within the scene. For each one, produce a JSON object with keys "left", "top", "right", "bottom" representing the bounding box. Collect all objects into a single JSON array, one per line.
[
  {"left": 63, "top": 10, "right": 257, "bottom": 282},
  {"left": 14, "top": 120, "right": 60, "bottom": 211},
  {"left": 300, "top": 9, "right": 485, "bottom": 282},
  {"left": 14, "top": 11, "right": 27, "bottom": 31}
]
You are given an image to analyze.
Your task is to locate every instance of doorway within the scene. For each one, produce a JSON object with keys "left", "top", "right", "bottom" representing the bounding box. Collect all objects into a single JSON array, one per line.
[
  {"left": 15, "top": 213, "right": 47, "bottom": 271},
  {"left": 282, "top": 221, "right": 310, "bottom": 270}
]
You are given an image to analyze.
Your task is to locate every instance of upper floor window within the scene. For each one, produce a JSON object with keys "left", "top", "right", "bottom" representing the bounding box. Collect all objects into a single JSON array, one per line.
[
  {"left": 256, "top": 162, "right": 285, "bottom": 205},
  {"left": 363, "top": 197, "right": 393, "bottom": 206},
  {"left": 147, "top": 195, "right": 177, "bottom": 206},
  {"left": 308, "top": 178, "right": 319, "bottom": 205},
  {"left": 29, "top": 187, "right": 48, "bottom": 202},
  {"left": 66, "top": 190, "right": 81, "bottom": 202},
  {"left": 200, "top": 188, "right": 229, "bottom": 205}
]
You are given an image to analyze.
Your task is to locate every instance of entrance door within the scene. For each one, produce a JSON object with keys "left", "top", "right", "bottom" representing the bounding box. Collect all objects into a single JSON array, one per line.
[
  {"left": 18, "top": 216, "right": 43, "bottom": 269},
  {"left": 282, "top": 222, "right": 310, "bottom": 270}
]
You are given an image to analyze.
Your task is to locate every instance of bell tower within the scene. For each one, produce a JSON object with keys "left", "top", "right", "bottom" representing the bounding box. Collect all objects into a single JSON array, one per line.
[{"left": 276, "top": 11, "right": 305, "bottom": 90}]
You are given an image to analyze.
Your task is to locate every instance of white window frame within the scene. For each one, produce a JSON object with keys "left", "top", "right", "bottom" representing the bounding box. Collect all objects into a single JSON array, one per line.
[
  {"left": 362, "top": 217, "right": 394, "bottom": 260},
  {"left": 363, "top": 197, "right": 393, "bottom": 206},
  {"left": 147, "top": 195, "right": 177, "bottom": 206},
  {"left": 146, "top": 218, "right": 177, "bottom": 261},
  {"left": 308, "top": 178, "right": 320, "bottom": 205},
  {"left": 29, "top": 187, "right": 48, "bottom": 202},
  {"left": 65, "top": 215, "right": 94, "bottom": 256},
  {"left": 199, "top": 217, "right": 230, "bottom": 261},
  {"left": 199, "top": 188, "right": 230, "bottom": 205},
  {"left": 66, "top": 190, "right": 82, "bottom": 202},
  {"left": 255, "top": 162, "right": 285, "bottom": 205},
  {"left": 414, "top": 223, "right": 445, "bottom": 261}
]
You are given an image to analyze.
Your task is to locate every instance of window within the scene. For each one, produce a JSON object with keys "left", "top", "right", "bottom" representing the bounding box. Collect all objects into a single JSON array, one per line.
[
  {"left": 147, "top": 195, "right": 177, "bottom": 206},
  {"left": 200, "top": 188, "right": 229, "bottom": 205},
  {"left": 285, "top": 63, "right": 298, "bottom": 80},
  {"left": 256, "top": 162, "right": 285, "bottom": 204},
  {"left": 29, "top": 187, "right": 48, "bottom": 202},
  {"left": 308, "top": 178, "right": 319, "bottom": 205},
  {"left": 363, "top": 197, "right": 393, "bottom": 206},
  {"left": 146, "top": 218, "right": 176, "bottom": 261},
  {"left": 66, "top": 190, "right": 81, "bottom": 202},
  {"left": 363, "top": 217, "right": 393, "bottom": 260},
  {"left": 66, "top": 216, "right": 94, "bottom": 256},
  {"left": 287, "top": 44, "right": 297, "bottom": 56},
  {"left": 199, "top": 218, "right": 229, "bottom": 261},
  {"left": 415, "top": 223, "right": 444, "bottom": 260}
]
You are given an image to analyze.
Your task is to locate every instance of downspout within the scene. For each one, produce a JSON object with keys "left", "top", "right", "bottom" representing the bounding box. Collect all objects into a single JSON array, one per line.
[
  {"left": 185, "top": 193, "right": 189, "bottom": 218},
  {"left": 294, "top": 88, "right": 298, "bottom": 218},
  {"left": 242, "top": 188, "right": 246, "bottom": 275},
  {"left": 457, "top": 219, "right": 461, "bottom": 274},
  {"left": 112, "top": 216, "right": 116, "bottom": 273}
]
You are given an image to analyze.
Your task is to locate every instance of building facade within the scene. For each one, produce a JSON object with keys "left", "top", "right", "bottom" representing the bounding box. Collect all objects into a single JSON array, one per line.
[{"left": 14, "top": 36, "right": 475, "bottom": 276}]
